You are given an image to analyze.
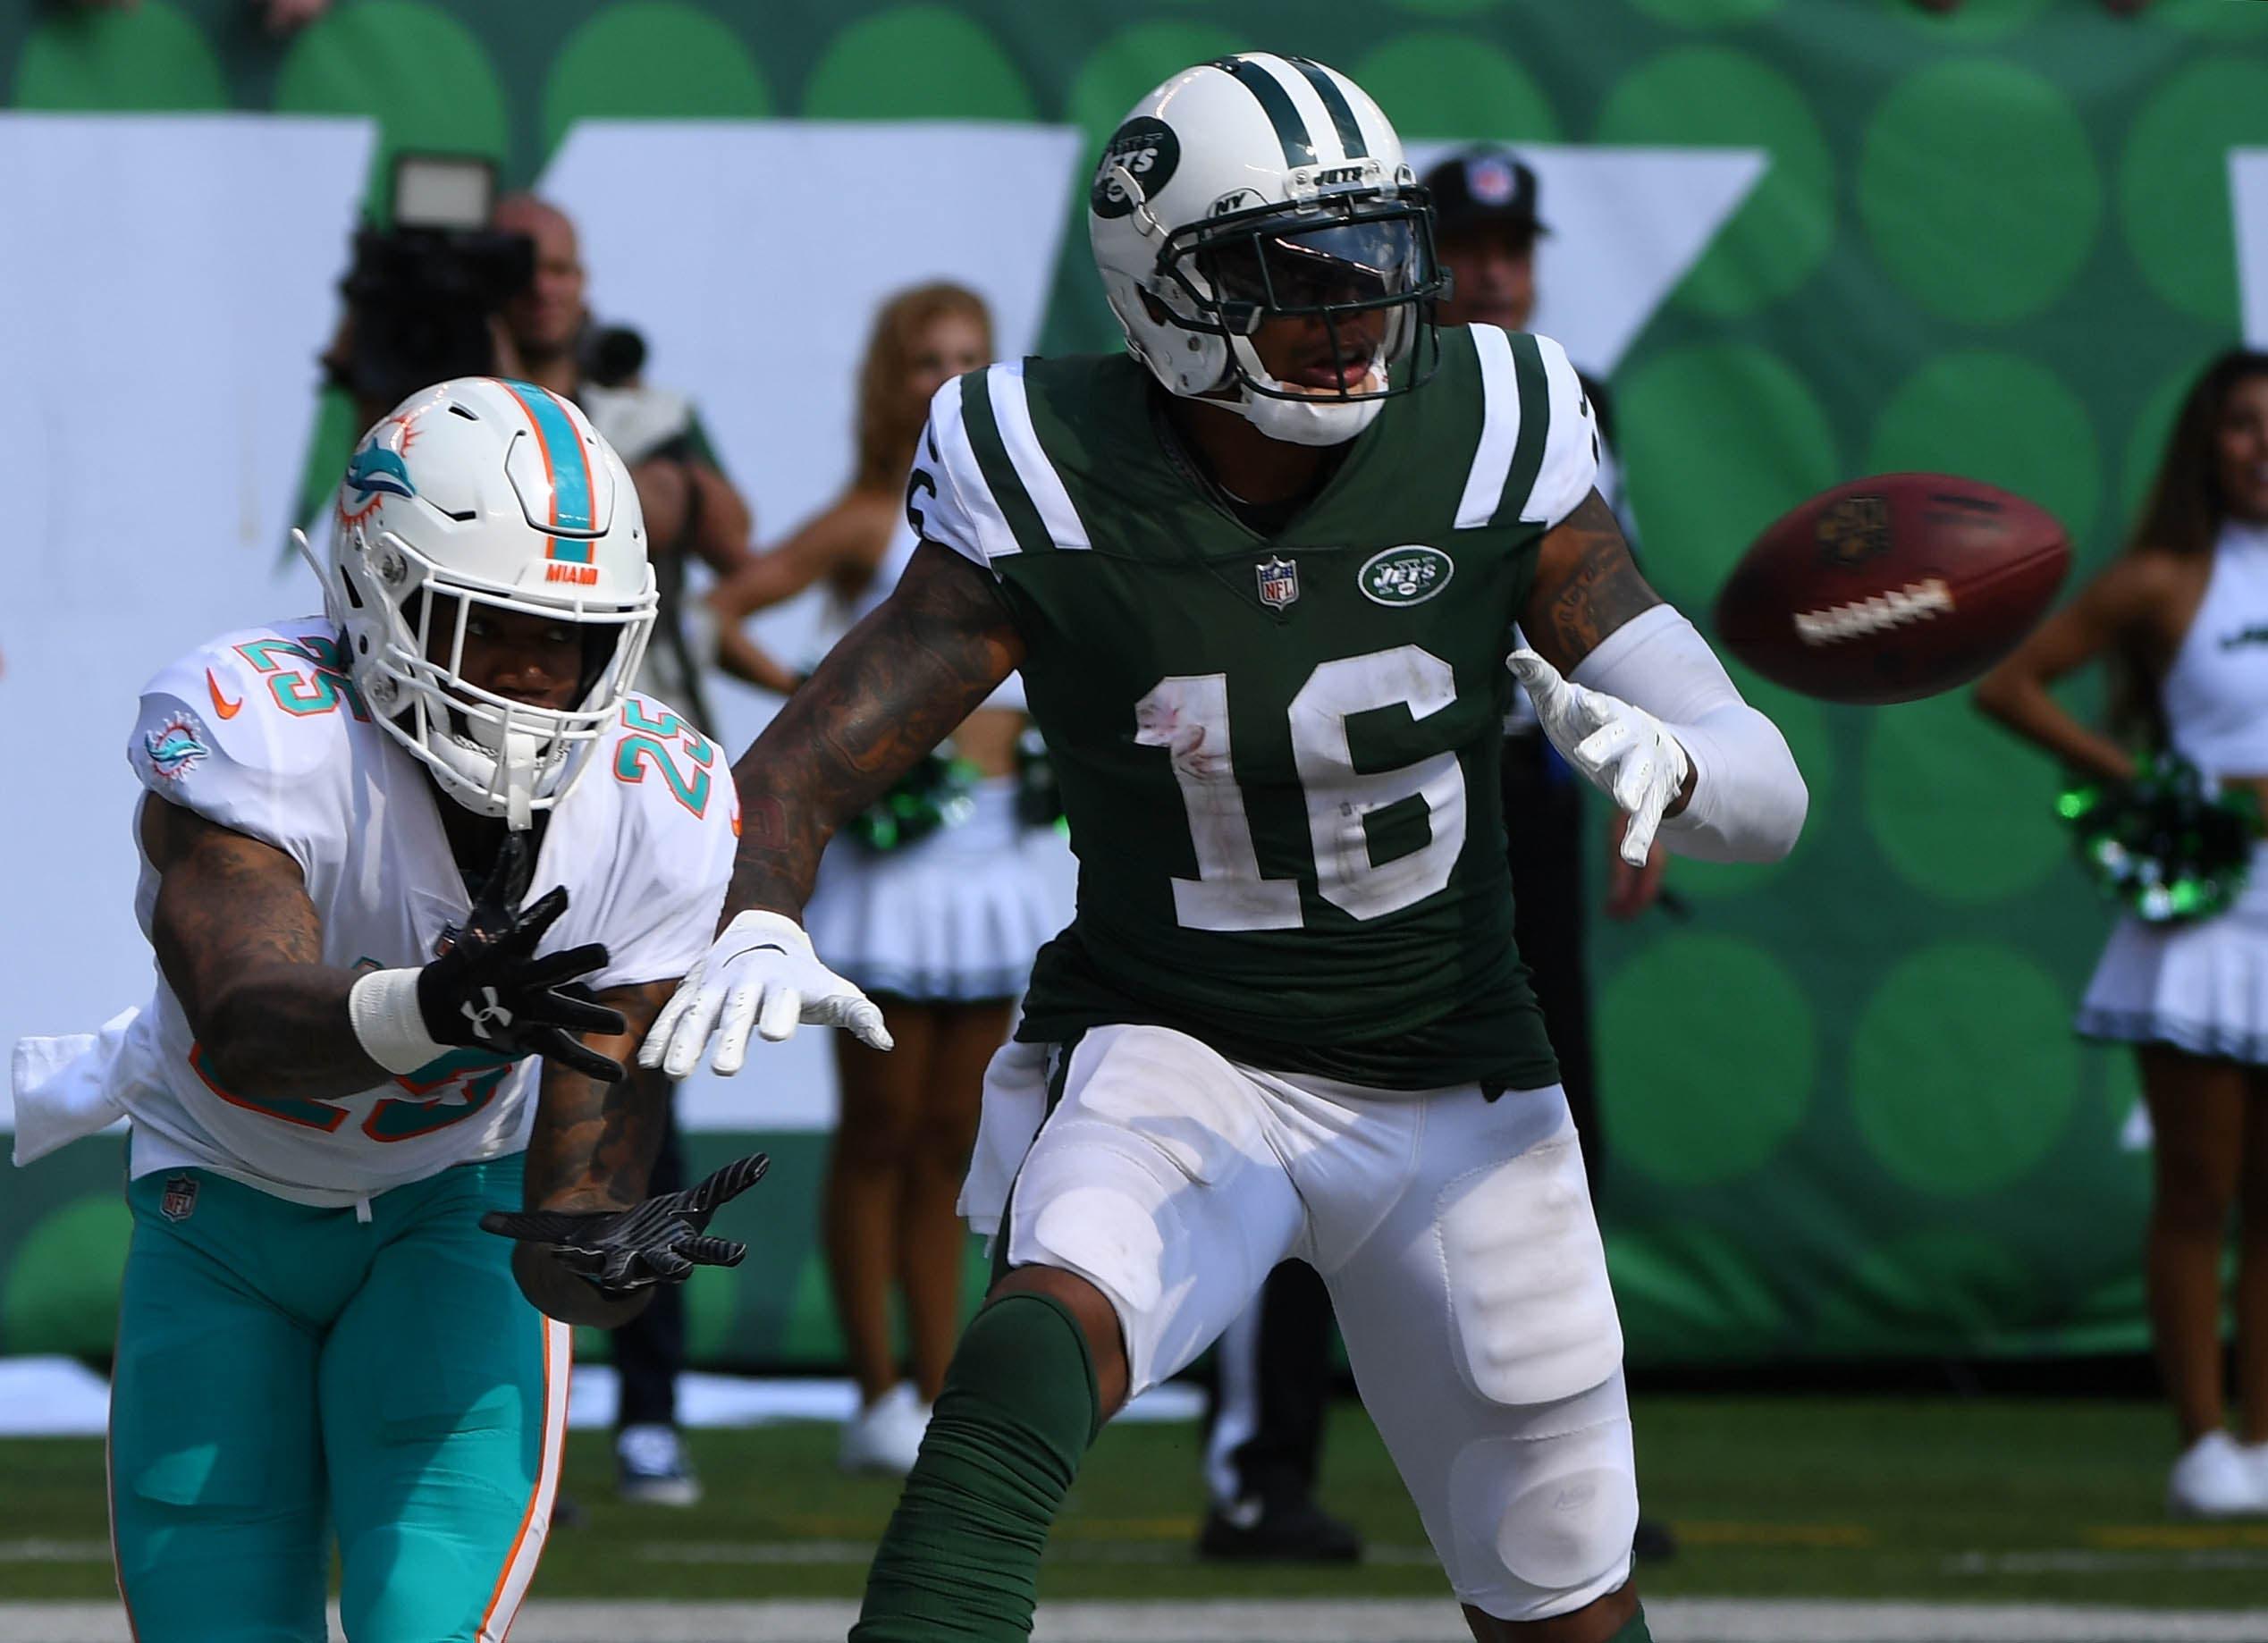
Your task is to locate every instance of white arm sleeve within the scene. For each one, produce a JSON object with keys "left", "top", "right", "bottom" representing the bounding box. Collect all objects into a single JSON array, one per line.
[{"left": 1568, "top": 605, "right": 1808, "bottom": 863}]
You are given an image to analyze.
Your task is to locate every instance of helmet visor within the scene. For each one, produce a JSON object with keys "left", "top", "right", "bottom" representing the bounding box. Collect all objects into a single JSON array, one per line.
[
  {"left": 1162, "top": 190, "right": 1445, "bottom": 403},
  {"left": 1200, "top": 214, "right": 1426, "bottom": 317}
]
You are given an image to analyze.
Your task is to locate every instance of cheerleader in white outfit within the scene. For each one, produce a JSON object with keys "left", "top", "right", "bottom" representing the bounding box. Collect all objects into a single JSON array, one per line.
[
  {"left": 1978, "top": 349, "right": 2268, "bottom": 1518},
  {"left": 710, "top": 285, "right": 1073, "bottom": 1474}
]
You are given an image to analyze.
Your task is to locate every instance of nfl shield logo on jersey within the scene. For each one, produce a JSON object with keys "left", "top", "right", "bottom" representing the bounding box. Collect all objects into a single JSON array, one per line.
[
  {"left": 1255, "top": 555, "right": 1300, "bottom": 611},
  {"left": 159, "top": 1175, "right": 198, "bottom": 1222}
]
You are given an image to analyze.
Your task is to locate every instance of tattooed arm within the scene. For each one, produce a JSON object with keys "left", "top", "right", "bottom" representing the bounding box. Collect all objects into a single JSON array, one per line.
[
  {"left": 1519, "top": 490, "right": 1693, "bottom": 818},
  {"left": 1514, "top": 489, "right": 1807, "bottom": 862},
  {"left": 141, "top": 794, "right": 392, "bottom": 1101},
  {"left": 724, "top": 541, "right": 1024, "bottom": 921},
  {"left": 511, "top": 982, "right": 677, "bottom": 1327}
]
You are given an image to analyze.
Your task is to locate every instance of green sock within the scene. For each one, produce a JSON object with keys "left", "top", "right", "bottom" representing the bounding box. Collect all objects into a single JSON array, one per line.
[
  {"left": 850, "top": 1291, "right": 1102, "bottom": 1641},
  {"left": 1610, "top": 1602, "right": 1653, "bottom": 1640}
]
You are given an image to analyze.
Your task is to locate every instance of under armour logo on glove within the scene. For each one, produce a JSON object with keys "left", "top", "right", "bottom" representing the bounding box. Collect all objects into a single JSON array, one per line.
[
  {"left": 412, "top": 832, "right": 628, "bottom": 1081},
  {"left": 478, "top": 1154, "right": 771, "bottom": 1297},
  {"left": 460, "top": 988, "right": 514, "bottom": 1039}
]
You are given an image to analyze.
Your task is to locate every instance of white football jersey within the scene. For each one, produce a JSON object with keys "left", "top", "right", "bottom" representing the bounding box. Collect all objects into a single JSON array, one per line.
[{"left": 111, "top": 614, "right": 737, "bottom": 1206}]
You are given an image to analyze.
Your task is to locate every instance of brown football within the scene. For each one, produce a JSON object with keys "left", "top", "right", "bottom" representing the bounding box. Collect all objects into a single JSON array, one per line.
[{"left": 1712, "top": 473, "right": 2070, "bottom": 706}]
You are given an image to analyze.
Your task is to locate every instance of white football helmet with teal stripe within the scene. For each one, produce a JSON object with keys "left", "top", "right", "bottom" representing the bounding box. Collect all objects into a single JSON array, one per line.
[
  {"left": 1088, "top": 53, "right": 1446, "bottom": 447},
  {"left": 321, "top": 376, "right": 658, "bottom": 825}
]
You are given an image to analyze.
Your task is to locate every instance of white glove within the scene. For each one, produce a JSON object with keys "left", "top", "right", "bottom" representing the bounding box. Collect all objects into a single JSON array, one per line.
[
  {"left": 640, "top": 910, "right": 892, "bottom": 1078},
  {"left": 1506, "top": 648, "right": 1692, "bottom": 867}
]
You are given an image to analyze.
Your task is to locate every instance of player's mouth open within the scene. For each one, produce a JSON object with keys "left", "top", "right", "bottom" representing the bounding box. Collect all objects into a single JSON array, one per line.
[{"left": 1285, "top": 358, "right": 1379, "bottom": 393}]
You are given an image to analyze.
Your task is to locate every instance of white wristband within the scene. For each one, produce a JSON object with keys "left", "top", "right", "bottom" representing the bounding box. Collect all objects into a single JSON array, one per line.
[{"left": 348, "top": 966, "right": 449, "bottom": 1075}]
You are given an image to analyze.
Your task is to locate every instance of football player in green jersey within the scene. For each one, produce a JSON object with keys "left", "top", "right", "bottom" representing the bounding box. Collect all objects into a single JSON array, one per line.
[{"left": 647, "top": 53, "right": 1806, "bottom": 1643}]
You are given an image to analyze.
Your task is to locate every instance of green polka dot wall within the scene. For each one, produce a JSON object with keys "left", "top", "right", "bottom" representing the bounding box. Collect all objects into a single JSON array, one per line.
[
  {"left": 13, "top": 1, "right": 224, "bottom": 110},
  {"left": 1594, "top": 48, "right": 1834, "bottom": 316},
  {"left": 804, "top": 6, "right": 1035, "bottom": 120},
  {"left": 1851, "top": 943, "right": 2079, "bottom": 1197},
  {"left": 2, "top": 1196, "right": 130, "bottom": 1356},
  {"left": 2119, "top": 58, "right": 2268, "bottom": 327},
  {"left": 1599, "top": 935, "right": 1816, "bottom": 1188},
  {"left": 1859, "top": 61, "right": 2099, "bottom": 327},
  {"left": 274, "top": 0, "right": 510, "bottom": 209},
  {"left": 541, "top": 3, "right": 771, "bottom": 157}
]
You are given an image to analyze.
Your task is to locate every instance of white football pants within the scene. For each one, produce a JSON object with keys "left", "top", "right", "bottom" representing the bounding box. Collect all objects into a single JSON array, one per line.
[{"left": 978, "top": 1022, "right": 1638, "bottom": 1622}]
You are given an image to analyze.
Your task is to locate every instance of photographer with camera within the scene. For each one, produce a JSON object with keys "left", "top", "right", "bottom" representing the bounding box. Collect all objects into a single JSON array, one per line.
[
  {"left": 491, "top": 193, "right": 756, "bottom": 735},
  {"left": 486, "top": 191, "right": 758, "bottom": 1509}
]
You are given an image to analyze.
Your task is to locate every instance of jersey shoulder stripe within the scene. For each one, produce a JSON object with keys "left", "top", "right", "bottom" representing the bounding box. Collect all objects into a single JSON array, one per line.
[
  {"left": 913, "top": 374, "right": 1019, "bottom": 570},
  {"left": 957, "top": 365, "right": 1058, "bottom": 560},
  {"left": 988, "top": 361, "right": 1091, "bottom": 551},
  {"left": 1455, "top": 325, "right": 1524, "bottom": 530},
  {"left": 1520, "top": 333, "right": 1604, "bottom": 528},
  {"left": 1491, "top": 330, "right": 1553, "bottom": 530}
]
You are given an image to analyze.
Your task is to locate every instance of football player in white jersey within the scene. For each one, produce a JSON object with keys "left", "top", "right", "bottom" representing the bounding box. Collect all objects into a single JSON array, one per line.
[{"left": 11, "top": 377, "right": 749, "bottom": 1642}]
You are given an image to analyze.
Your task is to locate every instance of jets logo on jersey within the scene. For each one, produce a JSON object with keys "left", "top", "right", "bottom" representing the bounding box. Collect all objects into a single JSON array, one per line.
[
  {"left": 144, "top": 712, "right": 211, "bottom": 781},
  {"left": 1359, "top": 545, "right": 1454, "bottom": 607},
  {"left": 1256, "top": 555, "right": 1300, "bottom": 611}
]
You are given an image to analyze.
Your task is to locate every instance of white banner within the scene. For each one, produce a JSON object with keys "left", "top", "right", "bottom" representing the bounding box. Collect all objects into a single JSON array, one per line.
[
  {"left": 535, "top": 120, "right": 1084, "bottom": 1129},
  {"left": 2232, "top": 148, "right": 2268, "bottom": 348},
  {"left": 0, "top": 114, "right": 375, "bottom": 1132}
]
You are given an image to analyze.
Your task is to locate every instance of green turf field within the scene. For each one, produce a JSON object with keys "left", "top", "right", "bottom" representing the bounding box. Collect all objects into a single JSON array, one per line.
[{"left": 0, "top": 1394, "right": 2241, "bottom": 1612}]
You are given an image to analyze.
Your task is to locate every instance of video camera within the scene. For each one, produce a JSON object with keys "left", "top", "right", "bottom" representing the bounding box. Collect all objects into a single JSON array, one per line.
[{"left": 332, "top": 154, "right": 533, "bottom": 412}]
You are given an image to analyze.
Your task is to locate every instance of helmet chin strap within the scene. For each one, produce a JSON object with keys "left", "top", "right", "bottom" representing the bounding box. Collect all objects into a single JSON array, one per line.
[
  {"left": 503, "top": 765, "right": 535, "bottom": 833},
  {"left": 1225, "top": 338, "right": 1387, "bottom": 447},
  {"left": 467, "top": 706, "right": 547, "bottom": 831}
]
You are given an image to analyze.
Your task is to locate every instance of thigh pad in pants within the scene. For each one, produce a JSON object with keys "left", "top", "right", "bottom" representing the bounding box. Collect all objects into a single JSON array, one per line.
[
  {"left": 1006, "top": 1024, "right": 1301, "bottom": 1397},
  {"left": 1437, "top": 1130, "right": 1622, "bottom": 1408}
]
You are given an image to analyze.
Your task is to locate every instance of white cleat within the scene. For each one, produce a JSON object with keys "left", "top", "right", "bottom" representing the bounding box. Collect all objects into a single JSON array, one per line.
[
  {"left": 2169, "top": 1431, "right": 2265, "bottom": 1519},
  {"left": 616, "top": 1422, "right": 702, "bottom": 1507},
  {"left": 839, "top": 1381, "right": 932, "bottom": 1477}
]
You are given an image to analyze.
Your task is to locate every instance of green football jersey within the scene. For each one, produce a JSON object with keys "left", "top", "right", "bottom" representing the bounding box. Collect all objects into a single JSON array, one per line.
[{"left": 916, "top": 324, "right": 1601, "bottom": 1091}]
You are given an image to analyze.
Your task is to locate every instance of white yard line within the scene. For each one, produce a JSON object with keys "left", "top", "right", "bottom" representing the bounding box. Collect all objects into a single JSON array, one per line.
[{"left": 4, "top": 1598, "right": 2268, "bottom": 1642}]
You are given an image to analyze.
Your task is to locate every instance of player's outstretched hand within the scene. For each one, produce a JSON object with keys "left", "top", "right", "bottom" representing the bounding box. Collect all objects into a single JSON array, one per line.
[
  {"left": 479, "top": 1153, "right": 771, "bottom": 1295},
  {"left": 1507, "top": 648, "right": 1692, "bottom": 867},
  {"left": 640, "top": 910, "right": 892, "bottom": 1078},
  {"left": 416, "top": 833, "right": 628, "bottom": 1083}
]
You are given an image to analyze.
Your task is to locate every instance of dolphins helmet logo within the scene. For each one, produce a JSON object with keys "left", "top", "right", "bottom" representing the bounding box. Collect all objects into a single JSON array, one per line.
[
  {"left": 338, "top": 412, "right": 422, "bottom": 530},
  {"left": 145, "top": 712, "right": 210, "bottom": 781},
  {"left": 345, "top": 445, "right": 417, "bottom": 503}
]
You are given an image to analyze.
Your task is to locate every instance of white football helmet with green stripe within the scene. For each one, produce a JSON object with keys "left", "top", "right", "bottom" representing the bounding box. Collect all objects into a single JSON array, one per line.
[
  {"left": 1088, "top": 53, "right": 1446, "bottom": 447},
  {"left": 318, "top": 376, "right": 658, "bottom": 825}
]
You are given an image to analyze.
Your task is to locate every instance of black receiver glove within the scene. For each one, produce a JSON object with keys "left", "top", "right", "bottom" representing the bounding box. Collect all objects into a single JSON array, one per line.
[
  {"left": 479, "top": 1153, "right": 771, "bottom": 1294},
  {"left": 419, "top": 832, "right": 627, "bottom": 1083}
]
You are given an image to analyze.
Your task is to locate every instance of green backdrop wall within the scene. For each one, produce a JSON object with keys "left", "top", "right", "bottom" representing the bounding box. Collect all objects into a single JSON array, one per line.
[{"left": 9, "top": 0, "right": 2266, "bottom": 1371}]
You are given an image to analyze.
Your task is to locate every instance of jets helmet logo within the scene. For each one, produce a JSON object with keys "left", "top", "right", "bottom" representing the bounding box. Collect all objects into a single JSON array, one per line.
[{"left": 1092, "top": 117, "right": 1180, "bottom": 219}]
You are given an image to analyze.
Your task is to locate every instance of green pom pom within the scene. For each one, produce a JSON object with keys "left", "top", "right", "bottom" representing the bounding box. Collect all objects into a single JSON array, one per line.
[
  {"left": 843, "top": 751, "right": 982, "bottom": 854},
  {"left": 2059, "top": 753, "right": 2261, "bottom": 923}
]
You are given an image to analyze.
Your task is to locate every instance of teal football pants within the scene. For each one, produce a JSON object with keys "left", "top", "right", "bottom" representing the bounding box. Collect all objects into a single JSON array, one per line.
[{"left": 109, "top": 1158, "right": 569, "bottom": 1643}]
